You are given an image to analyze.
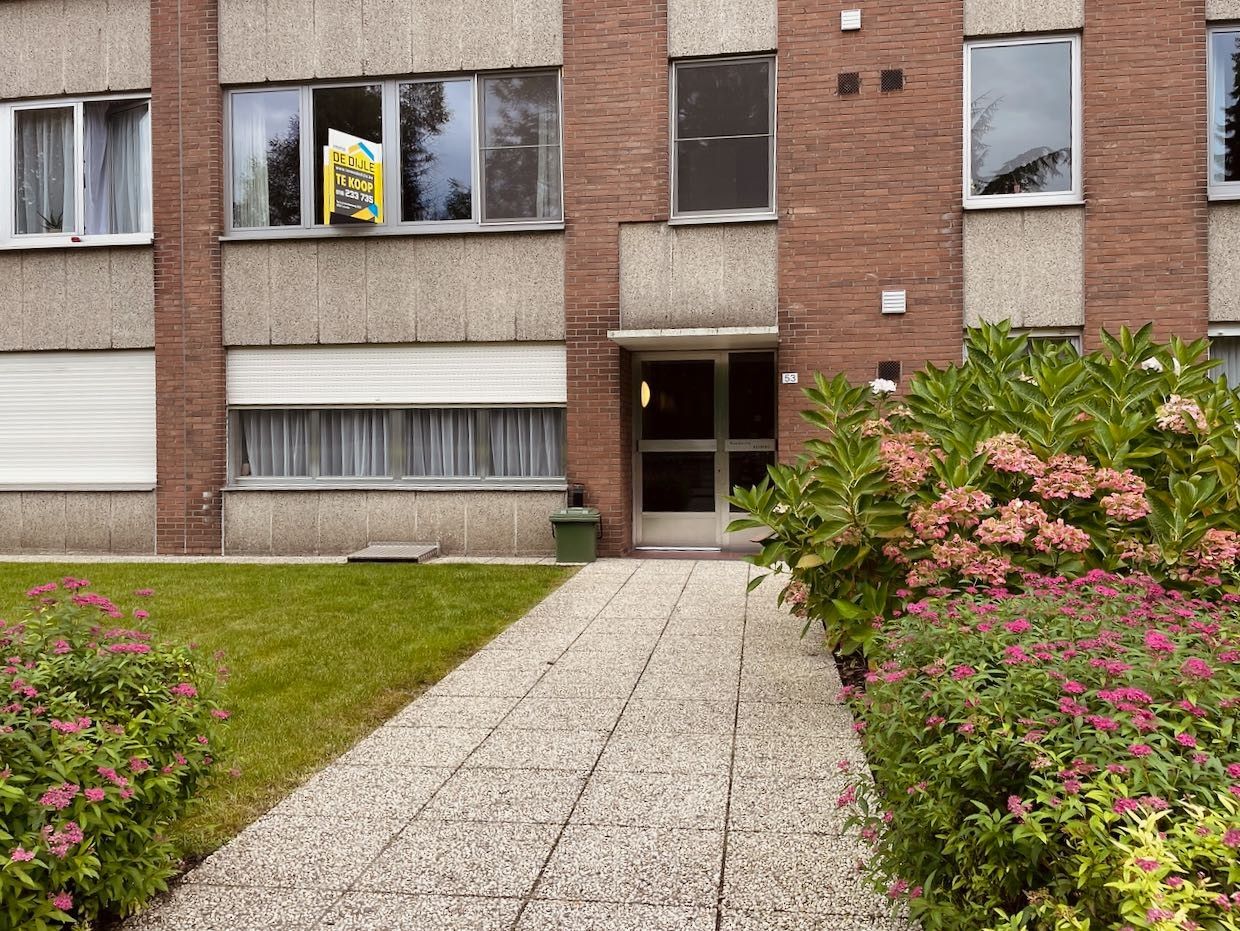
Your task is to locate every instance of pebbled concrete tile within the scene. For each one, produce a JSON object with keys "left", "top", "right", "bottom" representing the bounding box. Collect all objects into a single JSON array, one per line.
[
  {"left": 269, "top": 765, "right": 448, "bottom": 821},
  {"left": 729, "top": 774, "right": 854, "bottom": 835},
  {"left": 312, "top": 893, "right": 521, "bottom": 931},
  {"left": 338, "top": 726, "right": 489, "bottom": 769},
  {"left": 573, "top": 772, "right": 729, "bottom": 830},
  {"left": 126, "top": 885, "right": 337, "bottom": 930},
  {"left": 504, "top": 696, "right": 627, "bottom": 731},
  {"left": 536, "top": 825, "right": 724, "bottom": 907},
  {"left": 388, "top": 694, "right": 519, "bottom": 729},
  {"left": 529, "top": 663, "right": 644, "bottom": 699},
  {"left": 515, "top": 901, "right": 716, "bottom": 931},
  {"left": 614, "top": 699, "right": 737, "bottom": 735},
  {"left": 467, "top": 727, "right": 609, "bottom": 771},
  {"left": 631, "top": 669, "right": 739, "bottom": 702},
  {"left": 736, "top": 702, "right": 858, "bottom": 738},
  {"left": 720, "top": 911, "right": 917, "bottom": 931},
  {"left": 360, "top": 821, "right": 559, "bottom": 898},
  {"left": 740, "top": 655, "right": 844, "bottom": 704},
  {"left": 596, "top": 732, "right": 733, "bottom": 776},
  {"left": 733, "top": 735, "right": 868, "bottom": 780},
  {"left": 427, "top": 654, "right": 553, "bottom": 697},
  {"left": 419, "top": 767, "right": 586, "bottom": 824}
]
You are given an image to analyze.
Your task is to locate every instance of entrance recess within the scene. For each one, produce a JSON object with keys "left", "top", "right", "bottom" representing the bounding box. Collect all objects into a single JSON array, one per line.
[{"left": 634, "top": 351, "right": 776, "bottom": 549}]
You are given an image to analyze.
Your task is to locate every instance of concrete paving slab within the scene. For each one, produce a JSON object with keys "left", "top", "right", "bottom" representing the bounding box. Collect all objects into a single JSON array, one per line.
[
  {"left": 338, "top": 726, "right": 489, "bottom": 768},
  {"left": 268, "top": 764, "right": 449, "bottom": 821},
  {"left": 720, "top": 911, "right": 916, "bottom": 931},
  {"left": 732, "top": 735, "right": 868, "bottom": 780},
  {"left": 312, "top": 893, "right": 521, "bottom": 931},
  {"left": 721, "top": 832, "right": 889, "bottom": 916},
  {"left": 572, "top": 771, "right": 729, "bottom": 830},
  {"left": 515, "top": 901, "right": 716, "bottom": 931},
  {"left": 419, "top": 767, "right": 587, "bottom": 824},
  {"left": 504, "top": 696, "right": 628, "bottom": 731},
  {"left": 466, "top": 727, "right": 609, "bottom": 771},
  {"left": 728, "top": 774, "right": 854, "bottom": 834},
  {"left": 736, "top": 702, "right": 858, "bottom": 738},
  {"left": 387, "top": 694, "right": 519, "bottom": 729},
  {"left": 596, "top": 731, "right": 734, "bottom": 776},
  {"left": 613, "top": 699, "right": 737, "bottom": 735},
  {"left": 127, "top": 885, "right": 337, "bottom": 930}
]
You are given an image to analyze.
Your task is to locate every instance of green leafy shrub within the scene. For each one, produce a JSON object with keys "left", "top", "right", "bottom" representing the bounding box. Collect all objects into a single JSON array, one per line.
[
  {"left": 731, "top": 323, "right": 1240, "bottom": 654},
  {"left": 844, "top": 573, "right": 1240, "bottom": 931},
  {"left": 0, "top": 580, "right": 228, "bottom": 930}
]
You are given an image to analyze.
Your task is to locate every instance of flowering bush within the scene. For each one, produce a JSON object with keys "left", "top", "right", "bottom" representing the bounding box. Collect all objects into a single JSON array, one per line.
[
  {"left": 731, "top": 323, "right": 1240, "bottom": 654},
  {"left": 0, "top": 581, "right": 228, "bottom": 930},
  {"left": 845, "top": 573, "right": 1240, "bottom": 931}
]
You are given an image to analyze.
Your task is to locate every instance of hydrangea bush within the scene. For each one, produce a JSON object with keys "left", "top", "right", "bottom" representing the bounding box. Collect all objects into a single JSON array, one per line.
[
  {"left": 845, "top": 573, "right": 1240, "bottom": 931},
  {"left": 731, "top": 323, "right": 1240, "bottom": 654},
  {"left": 0, "top": 581, "right": 228, "bottom": 930}
]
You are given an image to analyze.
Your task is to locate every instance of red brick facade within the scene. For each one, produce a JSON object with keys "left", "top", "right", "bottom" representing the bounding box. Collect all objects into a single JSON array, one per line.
[
  {"left": 776, "top": 0, "right": 965, "bottom": 452},
  {"left": 562, "top": 0, "right": 670, "bottom": 556},
  {"left": 149, "top": 0, "right": 226, "bottom": 554},
  {"left": 1083, "top": 0, "right": 1210, "bottom": 346}
]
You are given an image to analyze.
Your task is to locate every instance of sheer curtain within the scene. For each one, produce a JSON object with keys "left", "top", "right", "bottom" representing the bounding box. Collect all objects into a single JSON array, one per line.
[
  {"left": 240, "top": 410, "right": 309, "bottom": 477},
  {"left": 84, "top": 102, "right": 150, "bottom": 234},
  {"left": 536, "top": 107, "right": 559, "bottom": 220},
  {"left": 1211, "top": 338, "right": 1240, "bottom": 386},
  {"left": 15, "top": 107, "right": 74, "bottom": 235},
  {"left": 320, "top": 410, "right": 389, "bottom": 477},
  {"left": 406, "top": 410, "right": 477, "bottom": 477},
  {"left": 232, "top": 95, "right": 272, "bottom": 228},
  {"left": 490, "top": 409, "right": 565, "bottom": 477}
]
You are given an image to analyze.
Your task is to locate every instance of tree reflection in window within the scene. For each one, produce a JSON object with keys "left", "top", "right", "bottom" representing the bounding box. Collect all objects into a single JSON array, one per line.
[
  {"left": 400, "top": 80, "right": 473, "bottom": 222},
  {"left": 481, "top": 74, "right": 562, "bottom": 221}
]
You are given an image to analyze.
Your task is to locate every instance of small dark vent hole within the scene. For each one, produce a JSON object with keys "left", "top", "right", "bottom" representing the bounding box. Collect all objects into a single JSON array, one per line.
[
  {"left": 876, "top": 360, "right": 902, "bottom": 382},
  {"left": 837, "top": 72, "right": 861, "bottom": 96},
  {"left": 881, "top": 69, "right": 905, "bottom": 92}
]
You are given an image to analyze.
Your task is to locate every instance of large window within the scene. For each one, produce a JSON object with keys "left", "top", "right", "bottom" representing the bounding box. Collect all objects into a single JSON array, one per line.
[
  {"left": 671, "top": 56, "right": 776, "bottom": 220},
  {"left": 233, "top": 407, "right": 566, "bottom": 483},
  {"left": 227, "top": 71, "right": 563, "bottom": 235},
  {"left": 1, "top": 94, "right": 152, "bottom": 246},
  {"left": 964, "top": 36, "right": 1081, "bottom": 209},
  {"left": 1210, "top": 30, "right": 1240, "bottom": 199},
  {"left": 1210, "top": 334, "right": 1240, "bottom": 384}
]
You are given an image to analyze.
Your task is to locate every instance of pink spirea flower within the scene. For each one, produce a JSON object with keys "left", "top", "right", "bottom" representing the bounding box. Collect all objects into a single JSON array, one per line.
[
  {"left": 61, "top": 577, "right": 90, "bottom": 590},
  {"left": 1062, "top": 680, "right": 1086, "bottom": 694},
  {"left": 1113, "top": 798, "right": 1140, "bottom": 815},
  {"left": 170, "top": 682, "right": 198, "bottom": 698},
  {"left": 1224, "top": 829, "right": 1240, "bottom": 849},
  {"left": 51, "top": 639, "right": 71, "bottom": 655},
  {"left": 1129, "top": 744, "right": 1152, "bottom": 758},
  {"left": 106, "top": 642, "right": 151, "bottom": 654},
  {"left": 1176, "top": 733, "right": 1198, "bottom": 748},
  {"left": 1135, "top": 858, "right": 1160, "bottom": 872},
  {"left": 49, "top": 891, "right": 72, "bottom": 911},
  {"left": 1144, "top": 629, "right": 1176, "bottom": 654},
  {"left": 1005, "top": 619, "right": 1031, "bottom": 634},
  {"left": 1181, "top": 657, "right": 1215, "bottom": 679},
  {"left": 1007, "top": 795, "right": 1031, "bottom": 822},
  {"left": 39, "top": 784, "right": 79, "bottom": 810},
  {"left": 1228, "top": 763, "right": 1240, "bottom": 779},
  {"left": 9, "top": 846, "right": 34, "bottom": 862},
  {"left": 84, "top": 788, "right": 105, "bottom": 803},
  {"left": 134, "top": 588, "right": 155, "bottom": 597},
  {"left": 211, "top": 708, "right": 231, "bottom": 720}
]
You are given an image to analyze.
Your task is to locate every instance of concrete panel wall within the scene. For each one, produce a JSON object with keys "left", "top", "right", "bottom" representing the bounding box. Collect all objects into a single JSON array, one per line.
[
  {"left": 668, "top": 0, "right": 776, "bottom": 57},
  {"left": 618, "top": 222, "right": 778, "bottom": 330},
  {"left": 0, "top": 0, "right": 149, "bottom": 98},
  {"left": 1208, "top": 0, "right": 1240, "bottom": 20},
  {"left": 219, "top": 0, "right": 562, "bottom": 83},
  {"left": 223, "top": 490, "right": 564, "bottom": 556},
  {"left": 223, "top": 235, "right": 565, "bottom": 345},
  {"left": 0, "top": 492, "right": 155, "bottom": 554},
  {"left": 1210, "top": 205, "right": 1240, "bottom": 322},
  {"left": 964, "top": 0, "right": 1083, "bottom": 35},
  {"left": 0, "top": 248, "right": 155, "bottom": 351},
  {"left": 964, "top": 208, "right": 1084, "bottom": 328}
]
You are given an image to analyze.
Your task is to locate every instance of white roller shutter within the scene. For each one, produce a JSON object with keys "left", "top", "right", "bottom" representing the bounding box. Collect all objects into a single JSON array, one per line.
[
  {"left": 227, "top": 343, "right": 568, "bottom": 406},
  {"left": 0, "top": 350, "right": 156, "bottom": 485}
]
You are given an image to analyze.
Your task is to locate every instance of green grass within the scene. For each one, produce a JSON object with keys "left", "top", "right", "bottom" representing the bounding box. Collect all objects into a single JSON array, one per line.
[{"left": 0, "top": 561, "right": 570, "bottom": 860}]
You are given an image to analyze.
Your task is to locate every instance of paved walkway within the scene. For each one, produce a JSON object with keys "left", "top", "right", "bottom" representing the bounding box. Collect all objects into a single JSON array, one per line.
[{"left": 129, "top": 559, "right": 909, "bottom": 931}]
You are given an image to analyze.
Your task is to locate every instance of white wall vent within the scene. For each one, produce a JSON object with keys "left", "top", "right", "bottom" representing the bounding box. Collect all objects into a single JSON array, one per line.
[
  {"left": 841, "top": 9, "right": 862, "bottom": 30},
  {"left": 881, "top": 290, "right": 907, "bottom": 315}
]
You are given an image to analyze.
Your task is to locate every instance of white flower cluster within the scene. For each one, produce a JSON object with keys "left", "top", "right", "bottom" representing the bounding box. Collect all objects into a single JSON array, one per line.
[{"left": 870, "top": 378, "right": 898, "bottom": 395}]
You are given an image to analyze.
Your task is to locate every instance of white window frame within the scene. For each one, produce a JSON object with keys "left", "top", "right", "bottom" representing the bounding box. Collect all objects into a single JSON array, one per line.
[
  {"left": 963, "top": 34, "right": 1083, "bottom": 211},
  {"left": 1208, "top": 28, "right": 1240, "bottom": 201},
  {"left": 0, "top": 92, "right": 153, "bottom": 250},
  {"left": 1208, "top": 326, "right": 1240, "bottom": 381},
  {"left": 669, "top": 54, "right": 778, "bottom": 225},
  {"left": 223, "top": 70, "right": 565, "bottom": 240}
]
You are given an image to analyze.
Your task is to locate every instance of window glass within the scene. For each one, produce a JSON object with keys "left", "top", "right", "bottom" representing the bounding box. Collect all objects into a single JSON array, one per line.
[
  {"left": 489, "top": 409, "right": 565, "bottom": 477},
  {"left": 238, "top": 410, "right": 310, "bottom": 477},
  {"left": 406, "top": 410, "right": 478, "bottom": 477},
  {"left": 400, "top": 80, "right": 473, "bottom": 222},
  {"left": 14, "top": 106, "right": 75, "bottom": 235},
  {"left": 319, "top": 410, "right": 389, "bottom": 477},
  {"left": 1210, "top": 337, "right": 1240, "bottom": 384},
  {"left": 1211, "top": 31, "right": 1240, "bottom": 186},
  {"left": 312, "top": 85, "right": 382, "bottom": 225},
  {"left": 83, "top": 100, "right": 151, "bottom": 235},
  {"left": 231, "top": 90, "right": 301, "bottom": 228},
  {"left": 968, "top": 40, "right": 1074, "bottom": 199},
  {"left": 673, "top": 58, "right": 773, "bottom": 215},
  {"left": 728, "top": 352, "right": 776, "bottom": 440},
  {"left": 481, "top": 74, "right": 562, "bottom": 221}
]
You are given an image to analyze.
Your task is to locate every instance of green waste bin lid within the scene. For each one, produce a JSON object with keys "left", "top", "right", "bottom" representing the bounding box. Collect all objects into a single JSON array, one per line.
[{"left": 551, "top": 507, "right": 600, "bottom": 522}]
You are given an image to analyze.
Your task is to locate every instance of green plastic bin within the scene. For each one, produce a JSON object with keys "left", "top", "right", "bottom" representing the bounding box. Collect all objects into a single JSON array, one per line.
[{"left": 551, "top": 507, "right": 600, "bottom": 564}]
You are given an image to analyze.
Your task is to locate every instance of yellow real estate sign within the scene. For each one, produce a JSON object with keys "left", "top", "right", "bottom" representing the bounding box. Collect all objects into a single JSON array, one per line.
[{"left": 323, "top": 129, "right": 383, "bottom": 224}]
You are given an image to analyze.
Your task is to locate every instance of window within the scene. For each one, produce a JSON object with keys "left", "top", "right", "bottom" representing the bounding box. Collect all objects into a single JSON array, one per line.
[
  {"left": 1210, "top": 334, "right": 1240, "bottom": 384},
  {"left": 1, "top": 94, "right": 151, "bottom": 246},
  {"left": 672, "top": 56, "right": 776, "bottom": 219},
  {"left": 1022, "top": 328, "right": 1082, "bottom": 355},
  {"left": 232, "top": 407, "right": 566, "bottom": 483},
  {"left": 964, "top": 36, "right": 1081, "bottom": 208},
  {"left": 1210, "top": 30, "right": 1240, "bottom": 198},
  {"left": 227, "top": 71, "right": 563, "bottom": 235}
]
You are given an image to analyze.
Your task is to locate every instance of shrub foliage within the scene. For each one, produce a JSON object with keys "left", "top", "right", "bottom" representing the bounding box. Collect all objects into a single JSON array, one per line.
[
  {"left": 731, "top": 323, "right": 1240, "bottom": 655},
  {"left": 0, "top": 581, "right": 228, "bottom": 930}
]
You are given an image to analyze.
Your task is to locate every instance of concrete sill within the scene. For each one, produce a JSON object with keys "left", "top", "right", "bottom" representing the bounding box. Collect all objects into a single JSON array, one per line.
[
  {"left": 224, "top": 482, "right": 569, "bottom": 493},
  {"left": 221, "top": 221, "right": 565, "bottom": 243},
  {"left": 0, "top": 484, "right": 155, "bottom": 492},
  {"left": 0, "top": 234, "right": 153, "bottom": 252},
  {"left": 667, "top": 213, "right": 778, "bottom": 227}
]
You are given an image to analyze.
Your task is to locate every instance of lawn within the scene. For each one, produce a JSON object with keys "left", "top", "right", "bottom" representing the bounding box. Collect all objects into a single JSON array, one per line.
[{"left": 0, "top": 561, "right": 569, "bottom": 860}]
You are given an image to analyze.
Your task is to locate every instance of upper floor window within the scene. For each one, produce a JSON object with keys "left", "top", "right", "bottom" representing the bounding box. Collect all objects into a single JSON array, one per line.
[
  {"left": 671, "top": 56, "right": 776, "bottom": 220},
  {"left": 1209, "top": 29, "right": 1240, "bottom": 199},
  {"left": 227, "top": 71, "right": 563, "bottom": 236},
  {"left": 0, "top": 94, "right": 152, "bottom": 248},
  {"left": 964, "top": 36, "right": 1081, "bottom": 209}
]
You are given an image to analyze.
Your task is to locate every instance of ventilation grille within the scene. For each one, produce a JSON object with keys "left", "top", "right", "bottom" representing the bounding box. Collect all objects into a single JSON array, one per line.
[
  {"left": 876, "top": 361, "right": 902, "bottom": 383},
  {"left": 881, "top": 69, "right": 905, "bottom": 92},
  {"left": 837, "top": 72, "right": 861, "bottom": 96}
]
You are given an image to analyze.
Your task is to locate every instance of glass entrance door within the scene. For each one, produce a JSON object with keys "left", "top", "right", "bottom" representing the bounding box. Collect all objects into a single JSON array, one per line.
[{"left": 634, "top": 351, "right": 776, "bottom": 549}]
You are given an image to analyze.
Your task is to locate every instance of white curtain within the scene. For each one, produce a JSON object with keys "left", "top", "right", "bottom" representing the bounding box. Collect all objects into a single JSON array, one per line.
[
  {"left": 406, "top": 410, "right": 477, "bottom": 477},
  {"left": 536, "top": 108, "right": 559, "bottom": 220},
  {"left": 15, "top": 107, "right": 74, "bottom": 235},
  {"left": 320, "top": 410, "right": 389, "bottom": 477},
  {"left": 490, "top": 408, "right": 565, "bottom": 477},
  {"left": 232, "top": 95, "right": 272, "bottom": 228},
  {"left": 240, "top": 410, "right": 309, "bottom": 477},
  {"left": 85, "top": 102, "right": 150, "bottom": 235},
  {"left": 1211, "top": 338, "right": 1240, "bottom": 386}
]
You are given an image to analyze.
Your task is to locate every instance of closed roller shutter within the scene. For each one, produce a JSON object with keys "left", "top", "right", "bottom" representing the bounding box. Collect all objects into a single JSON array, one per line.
[
  {"left": 0, "top": 350, "right": 156, "bottom": 485},
  {"left": 227, "top": 343, "right": 568, "bottom": 406}
]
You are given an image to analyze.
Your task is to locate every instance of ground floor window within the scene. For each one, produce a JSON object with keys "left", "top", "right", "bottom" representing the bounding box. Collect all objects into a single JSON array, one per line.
[
  {"left": 233, "top": 407, "right": 566, "bottom": 483},
  {"left": 1210, "top": 335, "right": 1240, "bottom": 384}
]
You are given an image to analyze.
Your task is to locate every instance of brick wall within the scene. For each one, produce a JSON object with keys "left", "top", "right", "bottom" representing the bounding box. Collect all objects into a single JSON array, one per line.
[
  {"left": 776, "top": 1, "right": 965, "bottom": 452},
  {"left": 1083, "top": 0, "right": 1209, "bottom": 346},
  {"left": 150, "top": 0, "right": 226, "bottom": 554},
  {"left": 562, "top": 0, "right": 670, "bottom": 556}
]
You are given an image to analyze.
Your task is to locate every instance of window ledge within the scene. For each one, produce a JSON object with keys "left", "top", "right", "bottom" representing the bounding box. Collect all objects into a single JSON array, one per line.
[
  {"left": 1208, "top": 188, "right": 1240, "bottom": 203},
  {"left": 221, "top": 221, "right": 565, "bottom": 243},
  {"left": 0, "top": 484, "right": 155, "bottom": 492},
  {"left": 224, "top": 481, "right": 568, "bottom": 493},
  {"left": 963, "top": 196, "right": 1084, "bottom": 211},
  {"left": 668, "top": 212, "right": 778, "bottom": 227},
  {"left": 0, "top": 233, "right": 153, "bottom": 252}
]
